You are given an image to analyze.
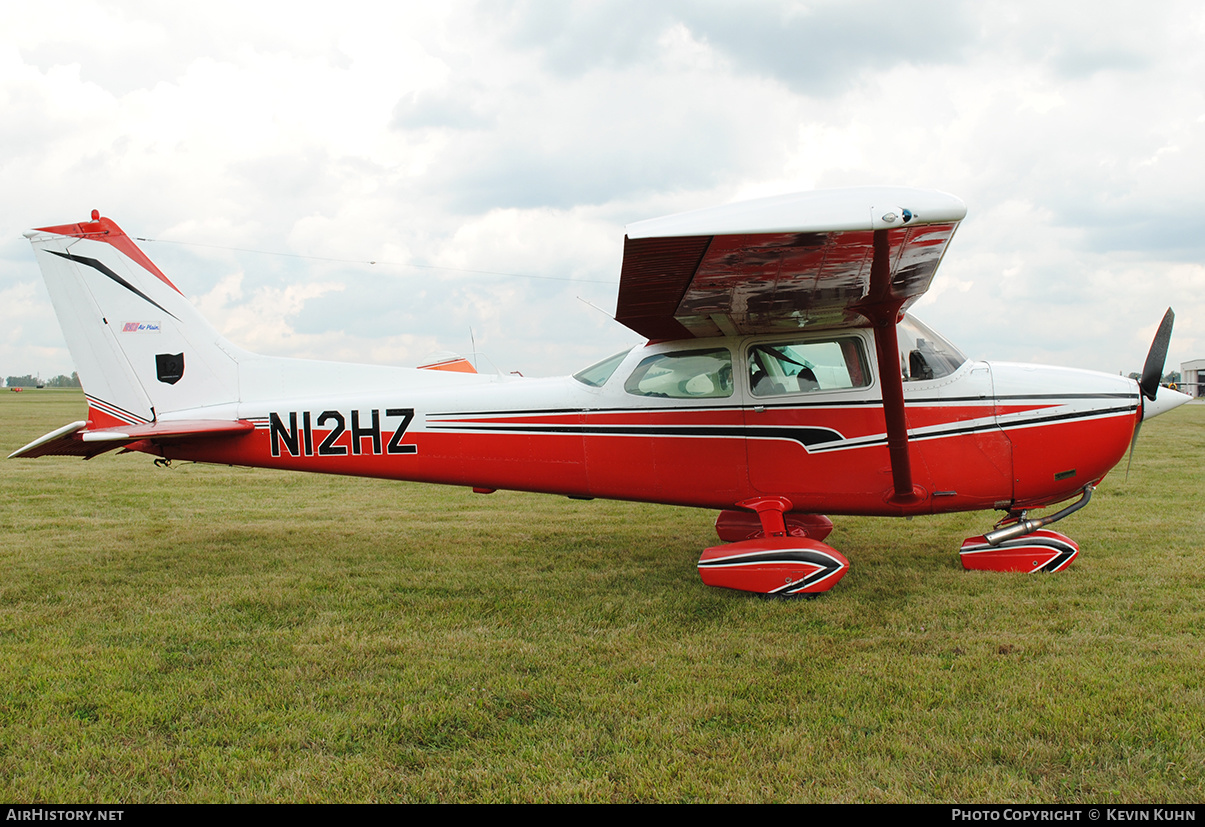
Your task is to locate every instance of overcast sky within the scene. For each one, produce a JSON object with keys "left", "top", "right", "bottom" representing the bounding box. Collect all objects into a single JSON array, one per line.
[{"left": 2, "top": 0, "right": 1202, "bottom": 382}]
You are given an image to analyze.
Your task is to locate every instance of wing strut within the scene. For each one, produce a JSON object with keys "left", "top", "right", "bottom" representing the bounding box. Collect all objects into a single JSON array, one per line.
[{"left": 857, "top": 230, "right": 922, "bottom": 506}]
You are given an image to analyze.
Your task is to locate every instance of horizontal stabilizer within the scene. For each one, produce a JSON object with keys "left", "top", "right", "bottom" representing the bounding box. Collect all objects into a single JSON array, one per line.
[
  {"left": 417, "top": 355, "right": 478, "bottom": 374},
  {"left": 8, "top": 421, "right": 90, "bottom": 459},
  {"left": 10, "top": 419, "right": 254, "bottom": 460}
]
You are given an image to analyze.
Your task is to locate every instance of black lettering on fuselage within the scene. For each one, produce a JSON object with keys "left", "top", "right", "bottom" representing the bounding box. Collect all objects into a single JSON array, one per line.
[
  {"left": 269, "top": 411, "right": 300, "bottom": 457},
  {"left": 302, "top": 410, "right": 314, "bottom": 456},
  {"left": 350, "top": 409, "right": 382, "bottom": 455},
  {"left": 317, "top": 411, "right": 348, "bottom": 455},
  {"left": 269, "top": 407, "right": 417, "bottom": 457},
  {"left": 386, "top": 408, "right": 418, "bottom": 454}
]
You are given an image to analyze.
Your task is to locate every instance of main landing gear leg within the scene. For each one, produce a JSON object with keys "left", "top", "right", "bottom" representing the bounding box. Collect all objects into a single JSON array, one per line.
[
  {"left": 697, "top": 496, "right": 850, "bottom": 596},
  {"left": 959, "top": 485, "right": 1093, "bottom": 573}
]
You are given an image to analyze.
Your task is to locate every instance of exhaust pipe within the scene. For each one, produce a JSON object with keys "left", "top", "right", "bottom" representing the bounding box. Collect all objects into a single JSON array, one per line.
[{"left": 985, "top": 485, "right": 1094, "bottom": 546}]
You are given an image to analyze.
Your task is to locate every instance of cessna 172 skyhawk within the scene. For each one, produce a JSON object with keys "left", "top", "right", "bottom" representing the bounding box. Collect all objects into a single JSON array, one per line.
[{"left": 12, "top": 187, "right": 1191, "bottom": 596}]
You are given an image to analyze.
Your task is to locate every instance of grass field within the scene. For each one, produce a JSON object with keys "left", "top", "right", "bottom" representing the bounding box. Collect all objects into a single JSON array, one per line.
[{"left": 1, "top": 389, "right": 1202, "bottom": 803}]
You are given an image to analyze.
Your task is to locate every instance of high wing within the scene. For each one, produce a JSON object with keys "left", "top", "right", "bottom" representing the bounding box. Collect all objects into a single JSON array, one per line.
[
  {"left": 615, "top": 187, "right": 968, "bottom": 507},
  {"left": 615, "top": 187, "right": 967, "bottom": 341}
]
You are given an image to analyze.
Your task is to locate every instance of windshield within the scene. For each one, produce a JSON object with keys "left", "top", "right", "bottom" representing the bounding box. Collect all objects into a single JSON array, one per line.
[
  {"left": 897, "top": 314, "right": 966, "bottom": 381},
  {"left": 572, "top": 349, "right": 630, "bottom": 387}
]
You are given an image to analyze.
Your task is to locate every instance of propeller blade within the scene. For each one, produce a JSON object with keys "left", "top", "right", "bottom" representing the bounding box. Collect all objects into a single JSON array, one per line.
[{"left": 1139, "top": 308, "right": 1174, "bottom": 401}]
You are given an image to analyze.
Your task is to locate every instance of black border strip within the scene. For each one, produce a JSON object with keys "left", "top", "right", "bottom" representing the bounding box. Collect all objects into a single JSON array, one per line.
[
  {"left": 425, "top": 403, "right": 1135, "bottom": 453},
  {"left": 49, "top": 250, "right": 179, "bottom": 321},
  {"left": 430, "top": 392, "right": 1136, "bottom": 419},
  {"left": 85, "top": 393, "right": 153, "bottom": 425}
]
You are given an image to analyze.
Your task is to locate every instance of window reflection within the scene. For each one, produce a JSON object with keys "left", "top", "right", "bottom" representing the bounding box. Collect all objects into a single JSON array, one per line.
[
  {"left": 749, "top": 337, "right": 870, "bottom": 397},
  {"left": 624, "top": 349, "right": 733, "bottom": 399}
]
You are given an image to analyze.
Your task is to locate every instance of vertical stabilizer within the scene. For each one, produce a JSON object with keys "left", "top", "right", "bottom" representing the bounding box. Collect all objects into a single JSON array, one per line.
[{"left": 25, "top": 213, "right": 243, "bottom": 423}]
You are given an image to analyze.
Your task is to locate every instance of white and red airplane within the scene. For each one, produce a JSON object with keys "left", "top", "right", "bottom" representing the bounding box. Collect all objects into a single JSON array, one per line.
[{"left": 11, "top": 188, "right": 1191, "bottom": 596}]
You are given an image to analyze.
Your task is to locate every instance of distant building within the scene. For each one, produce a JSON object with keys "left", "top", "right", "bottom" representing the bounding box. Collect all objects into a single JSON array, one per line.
[{"left": 1182, "top": 359, "right": 1205, "bottom": 398}]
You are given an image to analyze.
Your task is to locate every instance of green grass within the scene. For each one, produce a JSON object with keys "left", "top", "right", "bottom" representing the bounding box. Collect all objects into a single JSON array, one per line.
[{"left": 1, "top": 389, "right": 1203, "bottom": 802}]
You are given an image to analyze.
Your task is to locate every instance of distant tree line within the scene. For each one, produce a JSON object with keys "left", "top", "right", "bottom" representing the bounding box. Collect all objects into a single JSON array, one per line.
[
  {"left": 1126, "top": 371, "right": 1181, "bottom": 385},
  {"left": 4, "top": 372, "right": 81, "bottom": 388}
]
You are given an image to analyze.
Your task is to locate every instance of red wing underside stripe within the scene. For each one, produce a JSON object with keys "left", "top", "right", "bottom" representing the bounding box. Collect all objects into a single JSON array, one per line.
[{"left": 614, "top": 224, "right": 960, "bottom": 340}]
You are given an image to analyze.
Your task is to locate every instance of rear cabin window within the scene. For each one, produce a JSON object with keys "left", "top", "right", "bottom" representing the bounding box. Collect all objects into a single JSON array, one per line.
[
  {"left": 749, "top": 337, "right": 870, "bottom": 397},
  {"left": 624, "top": 348, "right": 734, "bottom": 399}
]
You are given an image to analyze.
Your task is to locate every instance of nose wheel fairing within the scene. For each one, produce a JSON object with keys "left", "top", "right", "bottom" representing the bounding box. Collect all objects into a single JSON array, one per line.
[{"left": 959, "top": 529, "right": 1079, "bottom": 573}]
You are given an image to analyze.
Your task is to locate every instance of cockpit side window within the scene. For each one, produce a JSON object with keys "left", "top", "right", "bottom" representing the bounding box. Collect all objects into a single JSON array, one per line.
[
  {"left": 624, "top": 348, "right": 734, "bottom": 399},
  {"left": 749, "top": 337, "right": 870, "bottom": 397}
]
